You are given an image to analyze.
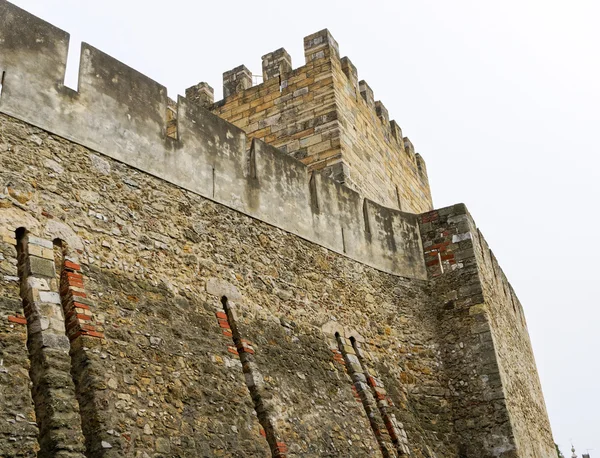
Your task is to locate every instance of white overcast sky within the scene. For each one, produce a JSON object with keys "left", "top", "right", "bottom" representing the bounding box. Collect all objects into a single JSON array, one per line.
[{"left": 9, "top": 0, "right": 599, "bottom": 454}]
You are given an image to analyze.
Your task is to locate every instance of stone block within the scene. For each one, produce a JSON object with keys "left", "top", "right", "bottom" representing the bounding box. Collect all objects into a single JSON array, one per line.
[
  {"left": 223, "top": 65, "right": 252, "bottom": 99},
  {"left": 38, "top": 291, "right": 61, "bottom": 304},
  {"left": 390, "top": 120, "right": 404, "bottom": 145},
  {"left": 206, "top": 277, "right": 242, "bottom": 301},
  {"left": 72, "top": 295, "right": 94, "bottom": 307},
  {"left": 26, "top": 235, "right": 53, "bottom": 249},
  {"left": 375, "top": 101, "right": 389, "bottom": 125},
  {"left": 27, "top": 256, "right": 55, "bottom": 278},
  {"left": 359, "top": 80, "right": 374, "bottom": 108},
  {"left": 354, "top": 372, "right": 367, "bottom": 383},
  {"left": 155, "top": 438, "right": 171, "bottom": 454},
  {"left": 341, "top": 56, "right": 358, "bottom": 90},
  {"left": 262, "top": 48, "right": 292, "bottom": 81},
  {"left": 40, "top": 332, "right": 70, "bottom": 351},
  {"left": 403, "top": 137, "right": 415, "bottom": 155},
  {"left": 27, "top": 276, "right": 50, "bottom": 290},
  {"left": 185, "top": 82, "right": 214, "bottom": 109},
  {"left": 28, "top": 244, "right": 54, "bottom": 260},
  {"left": 304, "top": 29, "right": 340, "bottom": 63}
]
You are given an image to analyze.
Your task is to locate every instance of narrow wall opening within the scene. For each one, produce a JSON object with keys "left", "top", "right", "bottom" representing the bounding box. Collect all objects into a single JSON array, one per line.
[
  {"left": 166, "top": 100, "right": 178, "bottom": 140},
  {"left": 54, "top": 239, "right": 103, "bottom": 457},
  {"left": 220, "top": 296, "right": 286, "bottom": 458},
  {"left": 335, "top": 332, "right": 397, "bottom": 457},
  {"left": 248, "top": 146, "right": 257, "bottom": 179},
  {"left": 309, "top": 172, "right": 319, "bottom": 212},
  {"left": 395, "top": 186, "right": 402, "bottom": 211},
  {"left": 416, "top": 159, "right": 423, "bottom": 177},
  {"left": 363, "top": 199, "right": 371, "bottom": 236},
  {"left": 15, "top": 229, "right": 86, "bottom": 456},
  {"left": 350, "top": 336, "right": 410, "bottom": 456},
  {"left": 212, "top": 166, "right": 216, "bottom": 198}
]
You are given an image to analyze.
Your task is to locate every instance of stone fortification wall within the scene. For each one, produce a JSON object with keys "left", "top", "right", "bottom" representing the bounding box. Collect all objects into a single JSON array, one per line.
[
  {"left": 0, "top": 112, "right": 456, "bottom": 457},
  {"left": 209, "top": 48, "right": 340, "bottom": 175},
  {"left": 207, "top": 30, "right": 433, "bottom": 214},
  {"left": 474, "top": 232, "right": 555, "bottom": 458},
  {"left": 332, "top": 49, "right": 432, "bottom": 213},
  {"left": 0, "top": 2, "right": 557, "bottom": 457},
  {"left": 418, "top": 204, "right": 555, "bottom": 458},
  {"left": 0, "top": 1, "right": 426, "bottom": 280}
]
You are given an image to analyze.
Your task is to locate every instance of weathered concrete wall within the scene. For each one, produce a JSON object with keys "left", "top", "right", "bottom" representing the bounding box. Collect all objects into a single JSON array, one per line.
[
  {"left": 419, "top": 204, "right": 555, "bottom": 458},
  {"left": 0, "top": 1, "right": 426, "bottom": 280},
  {"left": 0, "top": 112, "right": 456, "bottom": 456},
  {"left": 208, "top": 30, "right": 433, "bottom": 214}
]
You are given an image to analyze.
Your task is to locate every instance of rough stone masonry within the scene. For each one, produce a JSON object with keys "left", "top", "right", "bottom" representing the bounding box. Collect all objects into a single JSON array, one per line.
[{"left": 0, "top": 1, "right": 555, "bottom": 457}]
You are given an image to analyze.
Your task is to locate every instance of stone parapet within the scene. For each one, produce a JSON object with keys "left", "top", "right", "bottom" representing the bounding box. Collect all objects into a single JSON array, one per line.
[
  {"left": 185, "top": 81, "right": 214, "bottom": 109},
  {"left": 304, "top": 28, "right": 340, "bottom": 63},
  {"left": 206, "top": 27, "right": 433, "bottom": 213},
  {"left": 223, "top": 65, "right": 253, "bottom": 98},
  {"left": 262, "top": 48, "right": 292, "bottom": 81},
  {"left": 0, "top": 1, "right": 427, "bottom": 279}
]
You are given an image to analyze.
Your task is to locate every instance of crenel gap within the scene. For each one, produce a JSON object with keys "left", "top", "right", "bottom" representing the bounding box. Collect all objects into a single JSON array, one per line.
[
  {"left": 63, "top": 37, "right": 81, "bottom": 91},
  {"left": 166, "top": 102, "right": 178, "bottom": 140},
  {"left": 0, "top": 71, "right": 5, "bottom": 98},
  {"left": 363, "top": 199, "right": 371, "bottom": 235}
]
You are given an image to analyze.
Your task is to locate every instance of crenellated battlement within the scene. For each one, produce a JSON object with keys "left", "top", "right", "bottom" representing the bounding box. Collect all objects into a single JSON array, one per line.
[
  {"left": 195, "top": 28, "right": 433, "bottom": 213},
  {"left": 0, "top": 0, "right": 426, "bottom": 279},
  {"left": 261, "top": 48, "right": 292, "bottom": 82}
]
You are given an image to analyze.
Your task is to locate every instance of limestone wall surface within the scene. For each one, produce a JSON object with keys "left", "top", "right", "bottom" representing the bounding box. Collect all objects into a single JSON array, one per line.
[
  {"left": 209, "top": 30, "right": 433, "bottom": 214},
  {"left": 0, "top": 113, "right": 456, "bottom": 457},
  {"left": 211, "top": 55, "right": 340, "bottom": 175},
  {"left": 474, "top": 232, "right": 555, "bottom": 458},
  {"left": 419, "top": 204, "right": 555, "bottom": 458},
  {"left": 0, "top": 2, "right": 557, "bottom": 457},
  {"left": 0, "top": 0, "right": 426, "bottom": 280},
  {"left": 332, "top": 54, "right": 433, "bottom": 214}
]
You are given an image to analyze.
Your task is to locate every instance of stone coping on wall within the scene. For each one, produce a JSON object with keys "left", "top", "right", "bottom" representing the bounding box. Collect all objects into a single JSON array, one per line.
[{"left": 0, "top": 0, "right": 427, "bottom": 280}]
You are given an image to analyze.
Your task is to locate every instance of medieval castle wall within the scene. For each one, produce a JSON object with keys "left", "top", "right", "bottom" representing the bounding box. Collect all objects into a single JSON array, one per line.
[
  {"left": 419, "top": 205, "right": 555, "bottom": 457},
  {"left": 207, "top": 30, "right": 433, "bottom": 214},
  {"left": 0, "top": 1, "right": 555, "bottom": 457},
  {"left": 0, "top": 113, "right": 455, "bottom": 457}
]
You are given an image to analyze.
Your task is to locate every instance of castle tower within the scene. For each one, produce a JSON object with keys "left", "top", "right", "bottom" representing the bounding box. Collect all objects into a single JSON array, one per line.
[{"left": 187, "top": 30, "right": 433, "bottom": 214}]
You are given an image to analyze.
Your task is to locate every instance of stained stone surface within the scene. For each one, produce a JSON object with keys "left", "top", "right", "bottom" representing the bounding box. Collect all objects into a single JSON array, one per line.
[
  {"left": 0, "top": 3, "right": 556, "bottom": 456},
  {"left": 0, "top": 114, "right": 455, "bottom": 457}
]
